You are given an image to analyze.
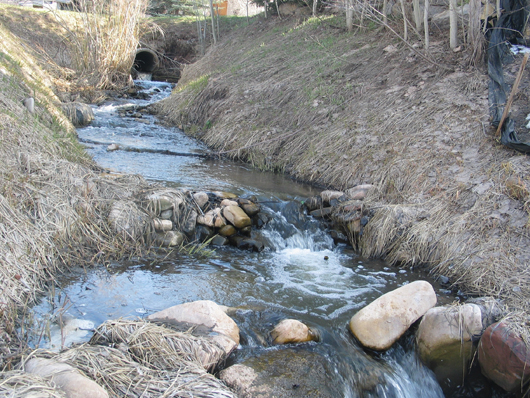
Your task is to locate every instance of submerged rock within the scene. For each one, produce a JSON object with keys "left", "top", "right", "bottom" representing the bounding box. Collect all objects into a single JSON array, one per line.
[
  {"left": 24, "top": 357, "right": 109, "bottom": 398},
  {"left": 349, "top": 280, "right": 437, "bottom": 351},
  {"left": 219, "top": 349, "right": 341, "bottom": 398}
]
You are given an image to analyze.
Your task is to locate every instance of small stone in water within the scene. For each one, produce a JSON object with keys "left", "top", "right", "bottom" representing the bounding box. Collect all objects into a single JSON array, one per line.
[
  {"left": 324, "top": 256, "right": 329, "bottom": 260},
  {"left": 399, "top": 269, "right": 407, "bottom": 274}
]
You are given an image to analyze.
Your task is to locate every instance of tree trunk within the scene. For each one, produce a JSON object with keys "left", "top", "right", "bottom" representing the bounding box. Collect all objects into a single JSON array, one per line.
[
  {"left": 413, "top": 0, "right": 422, "bottom": 31},
  {"left": 400, "top": 0, "right": 408, "bottom": 41},
  {"left": 496, "top": 0, "right": 501, "bottom": 19},
  {"left": 312, "top": 0, "right": 317, "bottom": 17},
  {"left": 209, "top": 0, "right": 217, "bottom": 44},
  {"left": 424, "top": 0, "right": 429, "bottom": 48},
  {"left": 383, "top": 0, "right": 388, "bottom": 25},
  {"left": 449, "top": 0, "right": 457, "bottom": 49},
  {"left": 469, "top": 0, "right": 482, "bottom": 63},
  {"left": 275, "top": 0, "right": 281, "bottom": 18},
  {"left": 346, "top": 0, "right": 353, "bottom": 32}
]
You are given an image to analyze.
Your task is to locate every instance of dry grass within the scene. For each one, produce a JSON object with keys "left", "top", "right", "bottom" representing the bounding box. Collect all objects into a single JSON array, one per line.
[
  {"left": 9, "top": 319, "right": 237, "bottom": 397},
  {"left": 90, "top": 319, "right": 229, "bottom": 372},
  {"left": 0, "top": 19, "right": 152, "bottom": 367},
  {"left": 154, "top": 14, "right": 530, "bottom": 336},
  {"left": 22, "top": 340, "right": 236, "bottom": 398},
  {"left": 0, "top": 370, "right": 65, "bottom": 397}
]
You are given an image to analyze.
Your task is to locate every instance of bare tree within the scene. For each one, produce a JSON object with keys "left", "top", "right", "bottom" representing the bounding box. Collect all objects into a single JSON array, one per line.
[
  {"left": 346, "top": 0, "right": 353, "bottom": 32},
  {"left": 400, "top": 0, "right": 408, "bottom": 41},
  {"left": 469, "top": 0, "right": 483, "bottom": 62},
  {"left": 424, "top": 0, "right": 429, "bottom": 49},
  {"left": 413, "top": 0, "right": 422, "bottom": 31},
  {"left": 209, "top": 0, "right": 217, "bottom": 44},
  {"left": 449, "top": 0, "right": 457, "bottom": 48}
]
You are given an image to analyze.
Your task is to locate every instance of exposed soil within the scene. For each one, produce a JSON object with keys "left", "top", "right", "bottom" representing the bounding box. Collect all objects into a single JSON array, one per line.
[{"left": 154, "top": 13, "right": 530, "bottom": 336}]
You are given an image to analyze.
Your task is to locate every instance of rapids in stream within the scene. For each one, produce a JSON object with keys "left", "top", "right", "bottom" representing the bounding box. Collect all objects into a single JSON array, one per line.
[{"left": 29, "top": 81, "right": 508, "bottom": 398}]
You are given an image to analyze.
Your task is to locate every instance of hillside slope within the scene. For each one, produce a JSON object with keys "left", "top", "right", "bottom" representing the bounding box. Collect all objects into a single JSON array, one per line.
[{"left": 155, "top": 15, "right": 530, "bottom": 328}]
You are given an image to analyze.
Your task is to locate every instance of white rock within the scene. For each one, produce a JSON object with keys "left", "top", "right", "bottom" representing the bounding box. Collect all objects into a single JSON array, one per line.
[
  {"left": 147, "top": 300, "right": 240, "bottom": 346},
  {"left": 270, "top": 319, "right": 318, "bottom": 345},
  {"left": 349, "top": 280, "right": 437, "bottom": 350},
  {"left": 320, "top": 190, "right": 344, "bottom": 204}
]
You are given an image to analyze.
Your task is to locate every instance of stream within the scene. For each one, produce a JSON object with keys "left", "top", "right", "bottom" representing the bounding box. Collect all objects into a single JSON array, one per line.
[{"left": 29, "top": 81, "right": 506, "bottom": 398}]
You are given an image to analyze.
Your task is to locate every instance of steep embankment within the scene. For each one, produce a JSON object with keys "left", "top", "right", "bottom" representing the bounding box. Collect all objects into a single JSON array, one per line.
[
  {"left": 155, "top": 16, "right": 530, "bottom": 329},
  {"left": 0, "top": 8, "right": 149, "bottom": 367}
]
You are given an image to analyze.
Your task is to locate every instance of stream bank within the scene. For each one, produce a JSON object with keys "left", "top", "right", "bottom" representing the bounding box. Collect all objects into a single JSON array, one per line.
[{"left": 153, "top": 12, "right": 530, "bottom": 381}]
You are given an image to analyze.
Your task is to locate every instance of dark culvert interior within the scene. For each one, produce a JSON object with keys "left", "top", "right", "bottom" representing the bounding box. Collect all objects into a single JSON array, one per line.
[{"left": 133, "top": 49, "right": 159, "bottom": 73}]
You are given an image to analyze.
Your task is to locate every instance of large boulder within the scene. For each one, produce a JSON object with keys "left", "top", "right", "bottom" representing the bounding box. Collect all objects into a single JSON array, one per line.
[
  {"left": 223, "top": 205, "right": 251, "bottom": 229},
  {"left": 416, "top": 303, "right": 483, "bottom": 384},
  {"left": 24, "top": 357, "right": 108, "bottom": 398},
  {"left": 147, "top": 300, "right": 240, "bottom": 351},
  {"left": 270, "top": 319, "right": 319, "bottom": 345},
  {"left": 478, "top": 322, "right": 530, "bottom": 393},
  {"left": 349, "top": 280, "right": 437, "bottom": 350}
]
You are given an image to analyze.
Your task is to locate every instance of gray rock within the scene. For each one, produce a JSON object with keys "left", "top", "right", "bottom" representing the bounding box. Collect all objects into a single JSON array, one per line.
[
  {"left": 108, "top": 201, "right": 149, "bottom": 240},
  {"left": 219, "top": 349, "right": 340, "bottom": 398},
  {"left": 153, "top": 231, "right": 185, "bottom": 247},
  {"left": 61, "top": 102, "right": 95, "bottom": 127},
  {"left": 23, "top": 97, "right": 35, "bottom": 113}
]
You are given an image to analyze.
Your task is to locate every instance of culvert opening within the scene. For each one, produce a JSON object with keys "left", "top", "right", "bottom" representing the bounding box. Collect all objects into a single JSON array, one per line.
[{"left": 133, "top": 49, "right": 159, "bottom": 73}]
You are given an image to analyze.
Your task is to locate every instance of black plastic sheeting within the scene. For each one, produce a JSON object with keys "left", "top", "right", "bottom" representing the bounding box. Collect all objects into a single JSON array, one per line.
[{"left": 487, "top": 0, "right": 530, "bottom": 153}]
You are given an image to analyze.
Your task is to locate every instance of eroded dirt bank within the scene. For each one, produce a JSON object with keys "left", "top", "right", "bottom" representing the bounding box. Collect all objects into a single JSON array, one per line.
[{"left": 154, "top": 15, "right": 530, "bottom": 331}]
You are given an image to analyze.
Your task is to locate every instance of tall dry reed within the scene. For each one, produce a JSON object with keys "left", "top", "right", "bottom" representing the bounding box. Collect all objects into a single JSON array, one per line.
[{"left": 59, "top": 0, "right": 150, "bottom": 89}]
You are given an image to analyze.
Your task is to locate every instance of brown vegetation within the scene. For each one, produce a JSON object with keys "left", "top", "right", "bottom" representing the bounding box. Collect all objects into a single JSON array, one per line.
[
  {"left": 154, "top": 15, "right": 530, "bottom": 334},
  {"left": 0, "top": 7, "right": 151, "bottom": 367}
]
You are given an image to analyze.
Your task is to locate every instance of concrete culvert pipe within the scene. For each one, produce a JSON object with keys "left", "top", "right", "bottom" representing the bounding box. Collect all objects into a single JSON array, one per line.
[{"left": 133, "top": 48, "right": 159, "bottom": 73}]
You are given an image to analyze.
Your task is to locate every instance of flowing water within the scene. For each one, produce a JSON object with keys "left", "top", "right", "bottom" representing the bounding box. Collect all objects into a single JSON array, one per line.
[{"left": 29, "top": 81, "right": 505, "bottom": 398}]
